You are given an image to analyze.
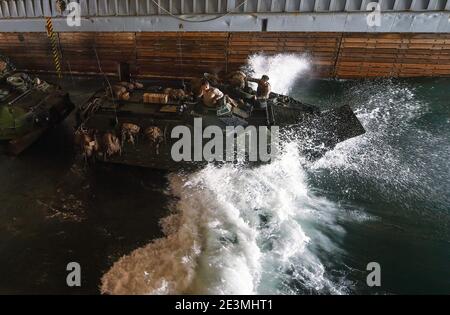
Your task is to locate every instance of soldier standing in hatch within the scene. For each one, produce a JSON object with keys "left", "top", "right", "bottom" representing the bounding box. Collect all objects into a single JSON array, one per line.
[
  {"left": 222, "top": 71, "right": 257, "bottom": 108},
  {"left": 226, "top": 70, "right": 247, "bottom": 90},
  {"left": 248, "top": 75, "right": 271, "bottom": 100}
]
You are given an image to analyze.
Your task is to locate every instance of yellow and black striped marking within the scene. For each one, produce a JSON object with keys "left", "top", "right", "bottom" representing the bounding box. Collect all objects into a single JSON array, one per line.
[{"left": 45, "top": 17, "right": 62, "bottom": 78}]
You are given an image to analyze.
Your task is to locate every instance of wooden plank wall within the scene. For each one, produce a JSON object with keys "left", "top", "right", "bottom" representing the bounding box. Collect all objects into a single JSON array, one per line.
[
  {"left": 0, "top": 32, "right": 449, "bottom": 79},
  {"left": 0, "top": 33, "right": 54, "bottom": 71},
  {"left": 135, "top": 32, "right": 228, "bottom": 77},
  {"left": 335, "top": 33, "right": 450, "bottom": 78}
]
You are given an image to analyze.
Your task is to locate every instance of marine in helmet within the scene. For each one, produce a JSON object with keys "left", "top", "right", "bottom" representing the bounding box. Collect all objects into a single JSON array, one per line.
[{"left": 225, "top": 70, "right": 247, "bottom": 90}]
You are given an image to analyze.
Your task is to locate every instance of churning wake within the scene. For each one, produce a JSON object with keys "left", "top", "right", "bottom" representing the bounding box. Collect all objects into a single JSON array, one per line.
[
  {"left": 100, "top": 54, "right": 346, "bottom": 295},
  {"left": 101, "top": 55, "right": 444, "bottom": 294},
  {"left": 101, "top": 143, "right": 349, "bottom": 294}
]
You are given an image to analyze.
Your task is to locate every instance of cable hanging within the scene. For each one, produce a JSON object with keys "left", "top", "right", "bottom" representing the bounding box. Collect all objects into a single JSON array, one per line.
[
  {"left": 150, "top": 0, "right": 249, "bottom": 23},
  {"left": 93, "top": 46, "right": 119, "bottom": 125}
]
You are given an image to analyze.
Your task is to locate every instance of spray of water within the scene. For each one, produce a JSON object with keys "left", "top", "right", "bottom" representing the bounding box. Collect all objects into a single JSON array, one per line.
[
  {"left": 245, "top": 54, "right": 310, "bottom": 95},
  {"left": 101, "top": 144, "right": 347, "bottom": 295},
  {"left": 100, "top": 57, "right": 450, "bottom": 294},
  {"left": 100, "top": 54, "right": 364, "bottom": 295},
  {"left": 311, "top": 80, "right": 450, "bottom": 212}
]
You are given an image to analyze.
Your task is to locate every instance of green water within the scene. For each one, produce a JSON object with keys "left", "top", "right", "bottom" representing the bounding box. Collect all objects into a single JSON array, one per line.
[{"left": 294, "top": 77, "right": 450, "bottom": 294}]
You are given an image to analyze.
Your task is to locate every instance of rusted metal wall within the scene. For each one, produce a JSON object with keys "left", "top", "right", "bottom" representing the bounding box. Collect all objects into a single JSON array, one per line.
[{"left": 1, "top": 32, "right": 449, "bottom": 78}]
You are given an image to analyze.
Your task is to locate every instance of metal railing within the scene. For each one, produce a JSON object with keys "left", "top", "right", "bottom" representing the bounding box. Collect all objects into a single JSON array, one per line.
[{"left": 1, "top": 0, "right": 449, "bottom": 18}]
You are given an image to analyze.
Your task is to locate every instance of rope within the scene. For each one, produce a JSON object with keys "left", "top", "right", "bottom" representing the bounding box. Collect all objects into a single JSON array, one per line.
[
  {"left": 150, "top": 0, "right": 248, "bottom": 23},
  {"left": 93, "top": 46, "right": 118, "bottom": 125},
  {"left": 177, "top": 32, "right": 184, "bottom": 86}
]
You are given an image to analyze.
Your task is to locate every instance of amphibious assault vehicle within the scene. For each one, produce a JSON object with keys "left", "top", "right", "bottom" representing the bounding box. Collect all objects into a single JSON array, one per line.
[
  {"left": 0, "top": 55, "right": 74, "bottom": 154},
  {"left": 75, "top": 75, "right": 365, "bottom": 171}
]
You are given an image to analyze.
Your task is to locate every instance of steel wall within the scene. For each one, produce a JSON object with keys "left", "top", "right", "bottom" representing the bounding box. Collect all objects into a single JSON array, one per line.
[
  {"left": 1, "top": 0, "right": 450, "bottom": 18},
  {"left": 0, "top": 1, "right": 449, "bottom": 32}
]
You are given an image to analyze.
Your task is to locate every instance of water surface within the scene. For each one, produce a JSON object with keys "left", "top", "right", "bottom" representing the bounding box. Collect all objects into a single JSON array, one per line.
[{"left": 0, "top": 72, "right": 449, "bottom": 294}]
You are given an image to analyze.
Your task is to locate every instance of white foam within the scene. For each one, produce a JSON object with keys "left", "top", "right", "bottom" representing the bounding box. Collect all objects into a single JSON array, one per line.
[
  {"left": 101, "top": 54, "right": 348, "bottom": 295},
  {"left": 310, "top": 81, "right": 435, "bottom": 202},
  {"left": 101, "top": 143, "right": 345, "bottom": 295},
  {"left": 246, "top": 53, "right": 310, "bottom": 95}
]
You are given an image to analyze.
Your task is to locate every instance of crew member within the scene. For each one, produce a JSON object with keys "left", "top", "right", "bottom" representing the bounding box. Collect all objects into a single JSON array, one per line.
[
  {"left": 249, "top": 75, "right": 271, "bottom": 99},
  {"left": 226, "top": 70, "right": 247, "bottom": 90},
  {"left": 198, "top": 79, "right": 225, "bottom": 107}
]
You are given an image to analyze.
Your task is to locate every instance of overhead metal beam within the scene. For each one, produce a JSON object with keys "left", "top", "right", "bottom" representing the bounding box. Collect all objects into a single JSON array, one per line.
[
  {"left": 0, "top": 11, "right": 449, "bottom": 32},
  {"left": 1, "top": 0, "right": 449, "bottom": 17}
]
